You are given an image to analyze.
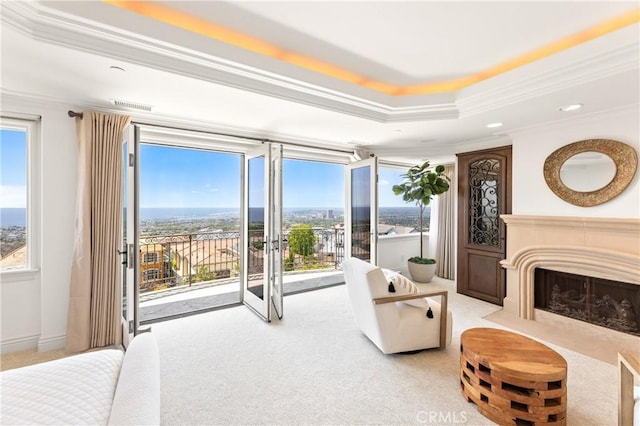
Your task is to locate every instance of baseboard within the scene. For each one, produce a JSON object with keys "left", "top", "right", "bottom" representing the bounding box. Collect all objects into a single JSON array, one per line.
[
  {"left": 37, "top": 334, "right": 66, "bottom": 352},
  {"left": 1, "top": 334, "right": 39, "bottom": 354}
]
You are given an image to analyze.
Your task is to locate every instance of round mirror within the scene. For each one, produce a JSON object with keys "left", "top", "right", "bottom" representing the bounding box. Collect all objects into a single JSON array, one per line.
[
  {"left": 559, "top": 151, "right": 616, "bottom": 192},
  {"left": 543, "top": 139, "right": 638, "bottom": 207}
]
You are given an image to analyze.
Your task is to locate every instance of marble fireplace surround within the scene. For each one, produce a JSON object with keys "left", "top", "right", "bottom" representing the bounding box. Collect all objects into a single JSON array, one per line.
[
  {"left": 480, "top": 215, "right": 640, "bottom": 363},
  {"left": 484, "top": 215, "right": 640, "bottom": 365},
  {"left": 500, "top": 215, "right": 640, "bottom": 325}
]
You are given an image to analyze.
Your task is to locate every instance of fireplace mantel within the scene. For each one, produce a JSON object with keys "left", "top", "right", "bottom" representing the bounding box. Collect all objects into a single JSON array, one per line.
[{"left": 500, "top": 215, "right": 640, "bottom": 319}]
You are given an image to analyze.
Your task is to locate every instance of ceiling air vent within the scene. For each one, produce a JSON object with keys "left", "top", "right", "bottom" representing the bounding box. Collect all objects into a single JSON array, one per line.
[{"left": 111, "top": 99, "right": 153, "bottom": 112}]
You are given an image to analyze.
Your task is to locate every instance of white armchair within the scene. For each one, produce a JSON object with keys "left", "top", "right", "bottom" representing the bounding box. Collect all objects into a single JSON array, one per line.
[{"left": 342, "top": 257, "right": 452, "bottom": 354}]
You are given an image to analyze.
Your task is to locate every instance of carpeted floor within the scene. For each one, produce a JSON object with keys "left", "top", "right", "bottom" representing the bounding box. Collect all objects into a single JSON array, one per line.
[{"left": 151, "top": 278, "right": 617, "bottom": 425}]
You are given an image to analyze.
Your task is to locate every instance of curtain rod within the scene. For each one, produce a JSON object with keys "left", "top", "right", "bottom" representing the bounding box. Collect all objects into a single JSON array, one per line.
[{"left": 67, "top": 110, "right": 355, "bottom": 155}]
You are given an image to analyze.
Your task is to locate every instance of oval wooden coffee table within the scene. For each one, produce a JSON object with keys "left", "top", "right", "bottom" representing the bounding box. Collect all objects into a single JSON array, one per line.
[{"left": 460, "top": 328, "right": 567, "bottom": 425}]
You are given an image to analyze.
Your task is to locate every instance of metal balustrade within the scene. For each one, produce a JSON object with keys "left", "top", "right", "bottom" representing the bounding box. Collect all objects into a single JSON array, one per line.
[{"left": 137, "top": 228, "right": 345, "bottom": 293}]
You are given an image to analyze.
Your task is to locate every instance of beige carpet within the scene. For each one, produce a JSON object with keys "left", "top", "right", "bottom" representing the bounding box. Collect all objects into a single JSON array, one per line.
[{"left": 151, "top": 278, "right": 617, "bottom": 425}]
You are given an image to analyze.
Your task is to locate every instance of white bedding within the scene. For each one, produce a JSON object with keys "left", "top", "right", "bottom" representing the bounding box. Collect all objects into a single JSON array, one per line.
[{"left": 1, "top": 349, "right": 124, "bottom": 425}]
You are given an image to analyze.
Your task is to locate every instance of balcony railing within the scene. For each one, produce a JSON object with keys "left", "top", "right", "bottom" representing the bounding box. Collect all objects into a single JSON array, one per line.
[{"left": 137, "top": 227, "right": 345, "bottom": 293}]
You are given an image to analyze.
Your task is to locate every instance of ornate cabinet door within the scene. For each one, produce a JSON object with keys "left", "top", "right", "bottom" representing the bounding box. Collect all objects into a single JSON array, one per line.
[{"left": 457, "top": 146, "right": 512, "bottom": 305}]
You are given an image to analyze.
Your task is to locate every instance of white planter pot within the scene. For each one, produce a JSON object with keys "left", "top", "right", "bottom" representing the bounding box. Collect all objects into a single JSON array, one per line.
[{"left": 407, "top": 261, "right": 437, "bottom": 283}]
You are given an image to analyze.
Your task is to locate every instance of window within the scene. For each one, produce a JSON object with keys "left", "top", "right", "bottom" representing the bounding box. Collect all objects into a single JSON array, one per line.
[
  {"left": 1, "top": 117, "right": 38, "bottom": 273},
  {"left": 143, "top": 268, "right": 159, "bottom": 281},
  {"left": 142, "top": 251, "right": 159, "bottom": 264},
  {"left": 378, "top": 166, "right": 427, "bottom": 235}
]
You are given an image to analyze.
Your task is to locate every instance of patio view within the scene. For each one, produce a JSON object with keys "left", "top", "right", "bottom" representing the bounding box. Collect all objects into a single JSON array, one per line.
[
  {"left": 138, "top": 222, "right": 346, "bottom": 293},
  {"left": 135, "top": 204, "right": 428, "bottom": 323}
]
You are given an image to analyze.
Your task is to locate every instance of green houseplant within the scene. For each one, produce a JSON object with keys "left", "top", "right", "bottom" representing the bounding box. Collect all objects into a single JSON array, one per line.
[{"left": 392, "top": 161, "right": 450, "bottom": 282}]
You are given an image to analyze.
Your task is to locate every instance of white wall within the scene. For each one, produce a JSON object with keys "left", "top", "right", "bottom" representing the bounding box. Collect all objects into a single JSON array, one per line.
[
  {"left": 378, "top": 233, "right": 428, "bottom": 275},
  {"left": 510, "top": 105, "right": 640, "bottom": 218},
  {"left": 1, "top": 97, "right": 77, "bottom": 352}
]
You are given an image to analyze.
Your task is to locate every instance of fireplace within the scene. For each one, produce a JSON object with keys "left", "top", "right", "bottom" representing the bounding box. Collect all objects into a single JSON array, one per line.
[
  {"left": 498, "top": 215, "right": 640, "bottom": 360},
  {"left": 500, "top": 215, "right": 640, "bottom": 320},
  {"left": 534, "top": 268, "right": 640, "bottom": 336}
]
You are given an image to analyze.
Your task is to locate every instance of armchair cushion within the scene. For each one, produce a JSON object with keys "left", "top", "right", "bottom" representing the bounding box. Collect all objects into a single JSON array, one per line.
[{"left": 384, "top": 270, "right": 430, "bottom": 311}]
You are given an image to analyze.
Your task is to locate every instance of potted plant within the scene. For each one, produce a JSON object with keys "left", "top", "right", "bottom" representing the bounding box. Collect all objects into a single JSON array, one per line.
[{"left": 392, "top": 161, "right": 450, "bottom": 282}]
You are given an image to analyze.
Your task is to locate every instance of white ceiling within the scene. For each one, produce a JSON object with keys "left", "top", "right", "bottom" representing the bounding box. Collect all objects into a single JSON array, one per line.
[{"left": 1, "top": 1, "right": 639, "bottom": 163}]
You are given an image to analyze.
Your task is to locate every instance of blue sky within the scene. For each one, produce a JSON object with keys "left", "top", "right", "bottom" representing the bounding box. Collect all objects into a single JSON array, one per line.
[
  {"left": 0, "top": 129, "right": 27, "bottom": 208},
  {"left": 140, "top": 144, "right": 412, "bottom": 208},
  {"left": 378, "top": 167, "right": 411, "bottom": 208},
  {"left": 140, "top": 144, "right": 242, "bottom": 208},
  {"left": 0, "top": 136, "right": 411, "bottom": 210}
]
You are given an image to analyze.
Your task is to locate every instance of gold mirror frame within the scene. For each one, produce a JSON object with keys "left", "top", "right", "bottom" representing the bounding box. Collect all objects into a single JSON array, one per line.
[{"left": 543, "top": 139, "right": 638, "bottom": 207}]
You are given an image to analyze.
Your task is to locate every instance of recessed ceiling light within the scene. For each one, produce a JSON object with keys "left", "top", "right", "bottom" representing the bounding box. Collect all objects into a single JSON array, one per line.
[
  {"left": 558, "top": 103, "right": 583, "bottom": 112},
  {"left": 110, "top": 65, "right": 126, "bottom": 72},
  {"left": 486, "top": 122, "right": 503, "bottom": 128}
]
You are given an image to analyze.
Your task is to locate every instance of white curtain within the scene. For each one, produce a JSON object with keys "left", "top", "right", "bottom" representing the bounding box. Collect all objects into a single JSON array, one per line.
[
  {"left": 435, "top": 164, "right": 455, "bottom": 279},
  {"left": 66, "top": 111, "right": 131, "bottom": 352}
]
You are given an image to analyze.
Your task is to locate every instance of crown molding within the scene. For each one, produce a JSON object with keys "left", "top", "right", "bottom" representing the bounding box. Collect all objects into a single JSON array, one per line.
[
  {"left": 1, "top": 1, "right": 459, "bottom": 123},
  {"left": 504, "top": 102, "right": 640, "bottom": 137},
  {"left": 458, "top": 42, "right": 639, "bottom": 118},
  {"left": 370, "top": 134, "right": 512, "bottom": 161},
  {"left": 0, "top": 88, "right": 356, "bottom": 154},
  {"left": 2, "top": 1, "right": 637, "bottom": 124},
  {"left": 0, "top": 89, "right": 82, "bottom": 110}
]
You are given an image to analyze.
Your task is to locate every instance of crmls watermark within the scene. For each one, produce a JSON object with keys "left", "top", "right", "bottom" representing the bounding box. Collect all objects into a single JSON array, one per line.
[{"left": 416, "top": 410, "right": 468, "bottom": 424}]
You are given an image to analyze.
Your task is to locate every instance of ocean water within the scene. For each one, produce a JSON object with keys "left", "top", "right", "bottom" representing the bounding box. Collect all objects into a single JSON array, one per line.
[
  {"left": 139, "top": 207, "right": 239, "bottom": 220},
  {"left": 0, "top": 208, "right": 26, "bottom": 227},
  {"left": 0, "top": 206, "right": 427, "bottom": 226}
]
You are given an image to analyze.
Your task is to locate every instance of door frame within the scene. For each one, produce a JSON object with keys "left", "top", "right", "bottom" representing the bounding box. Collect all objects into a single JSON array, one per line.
[
  {"left": 345, "top": 157, "right": 378, "bottom": 264},
  {"left": 269, "top": 143, "right": 284, "bottom": 320},
  {"left": 242, "top": 143, "right": 283, "bottom": 321},
  {"left": 122, "top": 124, "right": 140, "bottom": 346}
]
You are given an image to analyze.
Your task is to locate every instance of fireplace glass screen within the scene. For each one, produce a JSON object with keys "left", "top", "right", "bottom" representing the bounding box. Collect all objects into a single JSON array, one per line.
[{"left": 534, "top": 268, "right": 639, "bottom": 336}]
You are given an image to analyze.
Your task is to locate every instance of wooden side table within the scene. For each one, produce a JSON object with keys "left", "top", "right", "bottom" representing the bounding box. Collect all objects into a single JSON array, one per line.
[{"left": 460, "top": 328, "right": 567, "bottom": 425}]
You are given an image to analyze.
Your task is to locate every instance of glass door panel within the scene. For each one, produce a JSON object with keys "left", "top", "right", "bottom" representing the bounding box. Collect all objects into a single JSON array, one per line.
[
  {"left": 243, "top": 143, "right": 283, "bottom": 321},
  {"left": 244, "top": 147, "right": 270, "bottom": 319},
  {"left": 121, "top": 125, "right": 138, "bottom": 345},
  {"left": 346, "top": 157, "right": 378, "bottom": 264},
  {"left": 269, "top": 144, "right": 283, "bottom": 319}
]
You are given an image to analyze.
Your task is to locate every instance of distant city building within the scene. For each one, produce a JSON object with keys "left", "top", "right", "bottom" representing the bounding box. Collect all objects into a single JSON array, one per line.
[{"left": 326, "top": 209, "right": 334, "bottom": 219}]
